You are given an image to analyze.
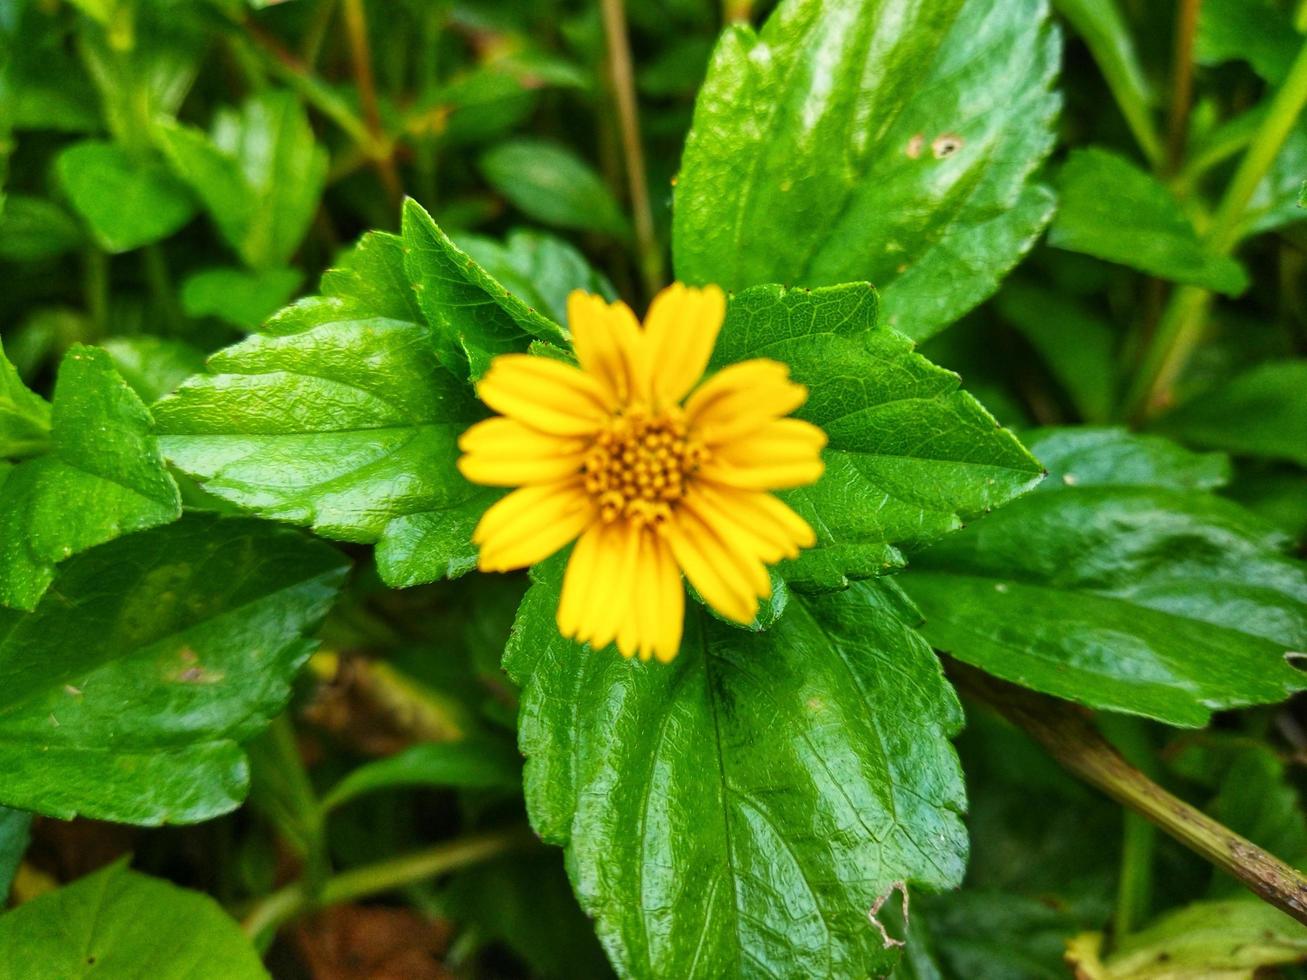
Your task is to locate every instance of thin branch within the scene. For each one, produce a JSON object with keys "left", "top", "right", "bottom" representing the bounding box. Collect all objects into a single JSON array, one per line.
[
  {"left": 1164, "top": 0, "right": 1201, "bottom": 174},
  {"left": 600, "top": 0, "right": 665, "bottom": 300},
  {"left": 341, "top": 0, "right": 403, "bottom": 208},
  {"left": 953, "top": 664, "right": 1307, "bottom": 927}
]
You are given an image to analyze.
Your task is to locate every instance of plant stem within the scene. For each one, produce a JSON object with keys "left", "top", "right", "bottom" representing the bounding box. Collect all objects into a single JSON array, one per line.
[
  {"left": 83, "top": 248, "right": 109, "bottom": 341},
  {"left": 1164, "top": 0, "right": 1200, "bottom": 174},
  {"left": 341, "top": 0, "right": 403, "bottom": 209},
  {"left": 954, "top": 665, "right": 1307, "bottom": 926},
  {"left": 241, "top": 827, "right": 530, "bottom": 946},
  {"left": 1099, "top": 716, "right": 1155, "bottom": 941},
  {"left": 599, "top": 0, "right": 665, "bottom": 300},
  {"left": 1126, "top": 36, "right": 1307, "bottom": 418}
]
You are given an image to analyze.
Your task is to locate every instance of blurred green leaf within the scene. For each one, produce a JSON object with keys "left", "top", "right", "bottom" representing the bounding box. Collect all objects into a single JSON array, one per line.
[
  {"left": 102, "top": 336, "right": 206, "bottom": 403},
  {"left": 0, "top": 346, "right": 180, "bottom": 611},
  {"left": 158, "top": 92, "right": 327, "bottom": 269},
  {"left": 56, "top": 141, "right": 196, "bottom": 253},
  {"left": 0, "top": 514, "right": 347, "bottom": 824},
  {"left": 1155, "top": 361, "right": 1307, "bottom": 467},
  {"left": 0, "top": 806, "right": 30, "bottom": 899},
  {"left": 323, "top": 737, "right": 522, "bottom": 811},
  {"left": 714, "top": 284, "right": 1042, "bottom": 590},
  {"left": 479, "top": 139, "right": 630, "bottom": 238},
  {"left": 1049, "top": 148, "right": 1249, "bottom": 294},
  {"left": 1196, "top": 0, "right": 1300, "bottom": 84},
  {"left": 155, "top": 232, "right": 498, "bottom": 590},
  {"left": 180, "top": 266, "right": 302, "bottom": 330},
  {"left": 901, "top": 428, "right": 1307, "bottom": 727},
  {"left": 1066, "top": 899, "right": 1307, "bottom": 979},
  {"left": 507, "top": 564, "right": 967, "bottom": 978},
  {"left": 0, "top": 336, "right": 51, "bottom": 459},
  {"left": 1246, "top": 121, "right": 1307, "bottom": 234},
  {"left": 0, "top": 860, "right": 270, "bottom": 978},
  {"left": 0, "top": 195, "right": 84, "bottom": 262},
  {"left": 673, "top": 0, "right": 1060, "bottom": 340}
]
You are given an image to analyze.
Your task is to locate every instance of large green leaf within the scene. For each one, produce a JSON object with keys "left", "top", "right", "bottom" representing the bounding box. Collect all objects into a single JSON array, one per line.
[
  {"left": 401, "top": 199, "right": 568, "bottom": 378},
  {"left": 157, "top": 91, "right": 327, "bottom": 269},
  {"left": 55, "top": 141, "right": 196, "bottom": 253},
  {"left": 900, "top": 428, "right": 1307, "bottom": 727},
  {"left": 0, "top": 860, "right": 269, "bottom": 979},
  {"left": 673, "top": 0, "right": 1060, "bottom": 340},
  {"left": 506, "top": 562, "right": 967, "bottom": 978},
  {"left": 0, "top": 345, "right": 181, "bottom": 611},
  {"left": 155, "top": 232, "right": 496, "bottom": 590},
  {"left": 1048, "top": 148, "right": 1249, "bottom": 294},
  {"left": 0, "top": 336, "right": 50, "bottom": 458},
  {"left": 1155, "top": 361, "right": 1307, "bottom": 467},
  {"left": 716, "top": 284, "right": 1042, "bottom": 591},
  {"left": 0, "top": 514, "right": 347, "bottom": 824}
]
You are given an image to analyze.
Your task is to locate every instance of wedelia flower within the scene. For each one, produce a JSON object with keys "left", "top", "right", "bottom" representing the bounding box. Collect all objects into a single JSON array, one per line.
[{"left": 457, "top": 283, "right": 826, "bottom": 662}]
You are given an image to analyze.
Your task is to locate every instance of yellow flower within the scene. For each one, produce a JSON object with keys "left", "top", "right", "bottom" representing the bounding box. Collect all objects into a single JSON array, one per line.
[{"left": 457, "top": 283, "right": 826, "bottom": 662}]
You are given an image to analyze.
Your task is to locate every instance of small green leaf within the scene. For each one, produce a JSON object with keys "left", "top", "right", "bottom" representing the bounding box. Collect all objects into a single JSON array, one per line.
[
  {"left": 1024, "top": 426, "right": 1230, "bottom": 492},
  {"left": 715, "top": 284, "right": 1042, "bottom": 590},
  {"left": 0, "top": 807, "right": 30, "bottom": 899},
  {"left": 1196, "top": 0, "right": 1298, "bottom": 84},
  {"left": 0, "top": 195, "right": 84, "bottom": 262},
  {"left": 401, "top": 199, "right": 568, "bottom": 377},
  {"left": 322, "top": 737, "right": 522, "bottom": 811},
  {"left": 673, "top": 0, "right": 1060, "bottom": 340},
  {"left": 156, "top": 232, "right": 497, "bottom": 590},
  {"left": 0, "top": 336, "right": 51, "bottom": 459},
  {"left": 0, "top": 860, "right": 270, "bottom": 978},
  {"left": 55, "top": 141, "right": 195, "bottom": 253},
  {"left": 0, "top": 346, "right": 180, "bottom": 611},
  {"left": 158, "top": 92, "right": 327, "bottom": 269},
  {"left": 507, "top": 562, "right": 967, "bottom": 978},
  {"left": 900, "top": 428, "right": 1307, "bottom": 727},
  {"left": 1155, "top": 361, "right": 1307, "bottom": 467},
  {"left": 455, "top": 228, "right": 616, "bottom": 326},
  {"left": 1066, "top": 899, "right": 1307, "bottom": 979},
  {"left": 181, "top": 265, "right": 302, "bottom": 330},
  {"left": 1049, "top": 148, "right": 1249, "bottom": 294},
  {"left": 480, "top": 140, "right": 630, "bottom": 238},
  {"left": 0, "top": 514, "right": 347, "bottom": 824},
  {"left": 102, "top": 336, "right": 207, "bottom": 403}
]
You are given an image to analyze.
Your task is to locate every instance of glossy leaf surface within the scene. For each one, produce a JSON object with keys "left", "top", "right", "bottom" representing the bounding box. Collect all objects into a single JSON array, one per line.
[
  {"left": 0, "top": 515, "right": 347, "bottom": 824},
  {"left": 507, "top": 563, "right": 967, "bottom": 978},
  {"left": 674, "top": 0, "right": 1060, "bottom": 340}
]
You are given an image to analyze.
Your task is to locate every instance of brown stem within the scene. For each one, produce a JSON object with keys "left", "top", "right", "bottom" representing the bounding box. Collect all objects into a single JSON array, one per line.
[
  {"left": 1165, "top": 0, "right": 1201, "bottom": 173},
  {"left": 953, "top": 664, "right": 1307, "bottom": 925},
  {"left": 599, "top": 0, "right": 665, "bottom": 300},
  {"left": 341, "top": 0, "right": 403, "bottom": 208}
]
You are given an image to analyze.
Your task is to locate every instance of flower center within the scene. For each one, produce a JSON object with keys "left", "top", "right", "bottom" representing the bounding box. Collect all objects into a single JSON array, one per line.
[{"left": 582, "top": 406, "right": 708, "bottom": 526}]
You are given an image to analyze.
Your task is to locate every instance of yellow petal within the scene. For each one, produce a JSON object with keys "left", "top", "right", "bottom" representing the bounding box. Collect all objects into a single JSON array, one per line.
[
  {"left": 558, "top": 519, "right": 638, "bottom": 651},
  {"left": 682, "top": 485, "right": 792, "bottom": 563},
  {"left": 699, "top": 483, "right": 816, "bottom": 551},
  {"left": 711, "top": 418, "right": 827, "bottom": 465},
  {"left": 643, "top": 283, "right": 726, "bottom": 408},
  {"left": 477, "top": 354, "right": 610, "bottom": 436},
  {"left": 567, "top": 291, "right": 645, "bottom": 406},
  {"left": 616, "top": 528, "right": 685, "bottom": 661},
  {"left": 474, "top": 479, "right": 592, "bottom": 571},
  {"left": 457, "top": 417, "right": 588, "bottom": 486},
  {"left": 652, "top": 536, "right": 685, "bottom": 662},
  {"left": 685, "top": 359, "right": 808, "bottom": 445},
  {"left": 666, "top": 507, "right": 767, "bottom": 625},
  {"left": 698, "top": 456, "right": 825, "bottom": 490}
]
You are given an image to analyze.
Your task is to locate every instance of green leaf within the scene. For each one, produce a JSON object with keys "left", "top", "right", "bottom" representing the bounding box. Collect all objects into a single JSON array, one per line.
[
  {"left": 55, "top": 141, "right": 195, "bottom": 253},
  {"left": 0, "top": 806, "right": 30, "bottom": 899},
  {"left": 455, "top": 228, "right": 616, "bottom": 327},
  {"left": 1049, "top": 148, "right": 1249, "bottom": 294},
  {"left": 158, "top": 91, "right": 327, "bottom": 269},
  {"left": 401, "top": 199, "right": 568, "bottom": 378},
  {"left": 318, "top": 230, "right": 423, "bottom": 324},
  {"left": 994, "top": 281, "right": 1117, "bottom": 424},
  {"left": 0, "top": 514, "right": 347, "bottom": 824},
  {"left": 1246, "top": 122, "right": 1307, "bottom": 236},
  {"left": 0, "top": 345, "right": 181, "bottom": 611},
  {"left": 673, "top": 0, "right": 1060, "bottom": 340},
  {"left": 1022, "top": 426, "right": 1230, "bottom": 492},
  {"left": 180, "top": 265, "right": 302, "bottom": 330},
  {"left": 715, "top": 284, "right": 1042, "bottom": 590},
  {"left": 506, "top": 563, "right": 967, "bottom": 978},
  {"left": 1196, "top": 0, "right": 1299, "bottom": 84},
  {"left": 1066, "top": 899, "right": 1307, "bottom": 979},
  {"left": 900, "top": 428, "right": 1307, "bottom": 727},
  {"left": 1155, "top": 361, "right": 1307, "bottom": 467},
  {"left": 155, "top": 233, "right": 497, "bottom": 590},
  {"left": 322, "top": 737, "right": 522, "bottom": 811},
  {"left": 479, "top": 139, "right": 630, "bottom": 238},
  {"left": 0, "top": 860, "right": 270, "bottom": 978},
  {"left": 0, "top": 335, "right": 51, "bottom": 459},
  {"left": 102, "top": 336, "right": 206, "bottom": 403},
  {"left": 0, "top": 195, "right": 84, "bottom": 262}
]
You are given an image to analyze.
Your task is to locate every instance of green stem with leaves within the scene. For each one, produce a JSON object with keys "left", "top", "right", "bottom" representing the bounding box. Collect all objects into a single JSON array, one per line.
[{"left": 1126, "top": 36, "right": 1307, "bottom": 419}]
